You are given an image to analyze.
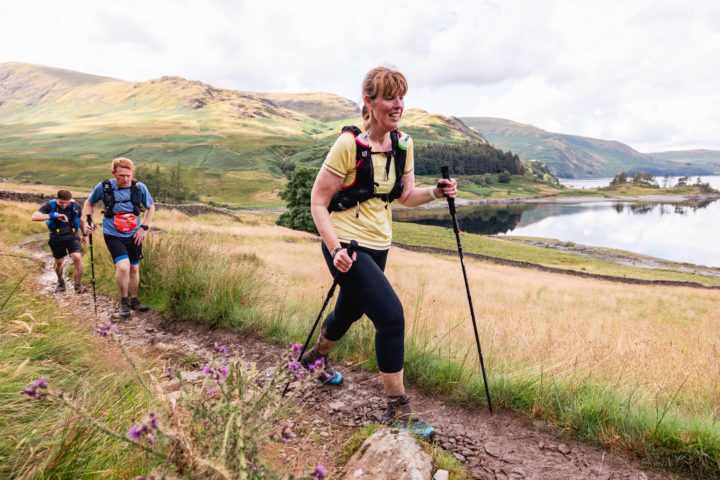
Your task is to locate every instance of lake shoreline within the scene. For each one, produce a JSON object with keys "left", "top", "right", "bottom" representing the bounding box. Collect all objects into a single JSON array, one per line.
[{"left": 402, "top": 192, "right": 720, "bottom": 210}]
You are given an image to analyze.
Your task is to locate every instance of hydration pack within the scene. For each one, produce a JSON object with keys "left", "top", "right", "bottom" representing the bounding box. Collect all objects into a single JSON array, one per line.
[
  {"left": 327, "top": 126, "right": 408, "bottom": 216},
  {"left": 46, "top": 199, "right": 81, "bottom": 233},
  {"left": 102, "top": 179, "right": 144, "bottom": 219}
]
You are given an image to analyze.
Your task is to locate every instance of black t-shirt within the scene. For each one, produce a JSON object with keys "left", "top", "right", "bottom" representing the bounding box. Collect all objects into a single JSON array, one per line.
[{"left": 39, "top": 201, "right": 80, "bottom": 240}]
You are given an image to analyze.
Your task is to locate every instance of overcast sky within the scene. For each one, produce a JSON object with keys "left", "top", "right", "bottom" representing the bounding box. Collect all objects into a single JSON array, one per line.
[{"left": 1, "top": 0, "right": 718, "bottom": 152}]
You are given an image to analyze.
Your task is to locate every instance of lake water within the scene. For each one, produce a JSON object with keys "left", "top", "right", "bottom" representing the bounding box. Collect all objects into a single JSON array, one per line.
[
  {"left": 560, "top": 175, "right": 720, "bottom": 189},
  {"left": 393, "top": 199, "right": 720, "bottom": 267}
]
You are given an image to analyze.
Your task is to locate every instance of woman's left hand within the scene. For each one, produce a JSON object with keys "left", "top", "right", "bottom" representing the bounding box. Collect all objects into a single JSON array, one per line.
[{"left": 437, "top": 178, "right": 458, "bottom": 199}]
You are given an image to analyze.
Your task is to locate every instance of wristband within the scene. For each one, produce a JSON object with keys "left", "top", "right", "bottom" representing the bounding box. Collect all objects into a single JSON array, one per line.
[
  {"left": 49, "top": 212, "right": 56, "bottom": 219},
  {"left": 429, "top": 187, "right": 438, "bottom": 200},
  {"left": 331, "top": 247, "right": 343, "bottom": 259}
]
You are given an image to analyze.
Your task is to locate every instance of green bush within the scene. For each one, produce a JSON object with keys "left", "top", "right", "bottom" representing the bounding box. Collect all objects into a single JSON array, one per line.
[{"left": 276, "top": 165, "right": 319, "bottom": 234}]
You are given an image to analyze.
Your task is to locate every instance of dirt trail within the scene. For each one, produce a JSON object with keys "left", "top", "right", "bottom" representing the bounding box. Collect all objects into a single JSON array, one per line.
[{"left": 32, "top": 247, "right": 678, "bottom": 480}]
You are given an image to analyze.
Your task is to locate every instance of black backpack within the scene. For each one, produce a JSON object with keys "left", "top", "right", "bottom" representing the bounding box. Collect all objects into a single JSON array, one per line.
[
  {"left": 327, "top": 126, "right": 407, "bottom": 216},
  {"left": 101, "top": 179, "right": 144, "bottom": 218}
]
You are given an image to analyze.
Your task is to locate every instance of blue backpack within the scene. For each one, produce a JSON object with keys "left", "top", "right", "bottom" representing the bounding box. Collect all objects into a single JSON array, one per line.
[{"left": 46, "top": 199, "right": 81, "bottom": 234}]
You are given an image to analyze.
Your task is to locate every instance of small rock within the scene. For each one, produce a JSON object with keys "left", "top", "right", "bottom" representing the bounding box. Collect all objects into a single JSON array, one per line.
[
  {"left": 637, "top": 473, "right": 648, "bottom": 480},
  {"left": 319, "top": 431, "right": 329, "bottom": 438},
  {"left": 558, "top": 444, "right": 571, "bottom": 455},
  {"left": 484, "top": 442, "right": 502, "bottom": 458},
  {"left": 538, "top": 441, "right": 544, "bottom": 449},
  {"left": 180, "top": 370, "right": 205, "bottom": 383},
  {"left": 433, "top": 470, "right": 449, "bottom": 480},
  {"left": 590, "top": 467, "right": 603, "bottom": 476},
  {"left": 441, "top": 442, "right": 453, "bottom": 450},
  {"left": 502, "top": 454, "right": 523, "bottom": 464},
  {"left": 461, "top": 448, "right": 474, "bottom": 457},
  {"left": 329, "top": 401, "right": 346, "bottom": 412},
  {"left": 510, "top": 466, "right": 527, "bottom": 479},
  {"left": 161, "top": 379, "right": 181, "bottom": 393},
  {"left": 453, "top": 452, "right": 466, "bottom": 462}
]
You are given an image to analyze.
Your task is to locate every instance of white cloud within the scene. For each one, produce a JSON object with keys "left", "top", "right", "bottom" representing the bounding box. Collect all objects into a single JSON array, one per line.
[{"left": 1, "top": 0, "right": 718, "bottom": 151}]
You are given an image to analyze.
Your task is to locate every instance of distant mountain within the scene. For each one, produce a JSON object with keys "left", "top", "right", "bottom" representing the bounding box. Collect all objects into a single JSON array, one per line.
[
  {"left": 649, "top": 149, "right": 720, "bottom": 174},
  {"left": 461, "top": 117, "right": 715, "bottom": 178}
]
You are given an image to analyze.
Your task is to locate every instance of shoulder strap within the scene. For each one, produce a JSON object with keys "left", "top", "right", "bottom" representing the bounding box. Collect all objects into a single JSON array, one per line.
[
  {"left": 102, "top": 179, "right": 116, "bottom": 218},
  {"left": 70, "top": 203, "right": 80, "bottom": 231},
  {"left": 130, "top": 180, "right": 143, "bottom": 215}
]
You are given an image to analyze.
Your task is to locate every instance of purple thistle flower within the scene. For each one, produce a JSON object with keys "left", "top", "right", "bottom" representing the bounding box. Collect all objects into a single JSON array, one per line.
[
  {"left": 202, "top": 363, "right": 213, "bottom": 375},
  {"left": 281, "top": 422, "right": 296, "bottom": 441},
  {"left": 128, "top": 413, "right": 160, "bottom": 444},
  {"left": 21, "top": 378, "right": 48, "bottom": 400},
  {"left": 207, "top": 387, "right": 218, "bottom": 397},
  {"left": 291, "top": 343, "right": 302, "bottom": 354},
  {"left": 93, "top": 321, "right": 117, "bottom": 337},
  {"left": 214, "top": 343, "right": 229, "bottom": 355},
  {"left": 128, "top": 424, "right": 145, "bottom": 441},
  {"left": 219, "top": 366, "right": 229, "bottom": 378},
  {"left": 312, "top": 464, "right": 328, "bottom": 480},
  {"left": 286, "top": 361, "right": 300, "bottom": 372},
  {"left": 308, "top": 359, "right": 324, "bottom": 373},
  {"left": 148, "top": 413, "right": 158, "bottom": 429}
]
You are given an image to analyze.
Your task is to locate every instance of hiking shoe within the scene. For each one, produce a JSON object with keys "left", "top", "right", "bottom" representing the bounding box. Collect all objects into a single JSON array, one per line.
[
  {"left": 129, "top": 297, "right": 149, "bottom": 312},
  {"left": 381, "top": 395, "right": 435, "bottom": 438},
  {"left": 119, "top": 297, "right": 132, "bottom": 319},
  {"left": 300, "top": 346, "right": 343, "bottom": 385},
  {"left": 74, "top": 283, "right": 85, "bottom": 294},
  {"left": 56, "top": 280, "right": 66, "bottom": 292}
]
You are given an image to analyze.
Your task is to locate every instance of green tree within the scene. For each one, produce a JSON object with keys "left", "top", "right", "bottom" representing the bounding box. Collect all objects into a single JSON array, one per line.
[
  {"left": 276, "top": 165, "right": 319, "bottom": 234},
  {"left": 610, "top": 172, "right": 628, "bottom": 186},
  {"left": 136, "top": 162, "right": 198, "bottom": 204}
]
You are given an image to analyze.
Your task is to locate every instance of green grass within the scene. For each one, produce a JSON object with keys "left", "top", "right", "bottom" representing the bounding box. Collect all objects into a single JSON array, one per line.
[
  {"left": 0, "top": 254, "right": 160, "bottom": 479},
  {"left": 0, "top": 157, "right": 287, "bottom": 208},
  {"left": 392, "top": 222, "right": 720, "bottom": 287}
]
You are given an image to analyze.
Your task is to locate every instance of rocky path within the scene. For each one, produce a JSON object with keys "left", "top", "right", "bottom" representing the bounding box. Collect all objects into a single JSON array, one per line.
[{"left": 34, "top": 248, "right": 678, "bottom": 480}]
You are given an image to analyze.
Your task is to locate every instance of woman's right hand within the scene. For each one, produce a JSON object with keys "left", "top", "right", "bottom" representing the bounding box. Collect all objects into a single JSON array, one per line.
[{"left": 333, "top": 248, "right": 356, "bottom": 273}]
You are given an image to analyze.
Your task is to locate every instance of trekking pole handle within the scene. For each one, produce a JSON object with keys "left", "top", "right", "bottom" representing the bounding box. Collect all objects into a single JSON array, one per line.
[
  {"left": 346, "top": 240, "right": 358, "bottom": 257},
  {"left": 440, "top": 166, "right": 456, "bottom": 216}
]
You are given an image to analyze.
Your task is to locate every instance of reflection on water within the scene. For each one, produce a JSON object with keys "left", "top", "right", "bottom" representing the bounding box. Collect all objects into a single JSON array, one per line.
[{"left": 394, "top": 199, "right": 720, "bottom": 267}]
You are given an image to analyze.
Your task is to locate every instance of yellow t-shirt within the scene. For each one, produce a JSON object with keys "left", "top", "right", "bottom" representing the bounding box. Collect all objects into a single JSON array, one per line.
[{"left": 323, "top": 130, "right": 414, "bottom": 250}]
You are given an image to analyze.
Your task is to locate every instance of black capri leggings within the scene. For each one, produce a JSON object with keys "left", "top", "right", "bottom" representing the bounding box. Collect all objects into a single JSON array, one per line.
[{"left": 320, "top": 242, "right": 404, "bottom": 373}]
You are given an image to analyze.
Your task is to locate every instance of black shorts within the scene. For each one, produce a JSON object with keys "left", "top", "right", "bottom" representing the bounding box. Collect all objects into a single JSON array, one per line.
[
  {"left": 104, "top": 235, "right": 144, "bottom": 265},
  {"left": 49, "top": 237, "right": 82, "bottom": 259}
]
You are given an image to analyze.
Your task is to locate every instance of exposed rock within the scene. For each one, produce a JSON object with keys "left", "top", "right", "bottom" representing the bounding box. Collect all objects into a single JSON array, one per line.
[
  {"left": 341, "top": 428, "right": 432, "bottom": 480},
  {"left": 433, "top": 470, "right": 449, "bottom": 480},
  {"left": 558, "top": 443, "right": 571, "bottom": 455},
  {"left": 484, "top": 442, "right": 502, "bottom": 458},
  {"left": 502, "top": 454, "right": 523, "bottom": 464}
]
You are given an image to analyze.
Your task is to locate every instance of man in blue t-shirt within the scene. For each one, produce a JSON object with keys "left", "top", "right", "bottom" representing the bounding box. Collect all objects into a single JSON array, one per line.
[
  {"left": 83, "top": 157, "right": 156, "bottom": 319},
  {"left": 31, "top": 189, "right": 87, "bottom": 293}
]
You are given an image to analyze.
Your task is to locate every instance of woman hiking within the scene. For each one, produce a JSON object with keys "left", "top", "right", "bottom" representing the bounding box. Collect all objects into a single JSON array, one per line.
[{"left": 306, "top": 66, "right": 457, "bottom": 436}]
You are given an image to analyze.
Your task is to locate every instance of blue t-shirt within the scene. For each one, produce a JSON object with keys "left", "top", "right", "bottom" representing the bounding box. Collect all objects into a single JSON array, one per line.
[{"left": 88, "top": 179, "right": 154, "bottom": 238}]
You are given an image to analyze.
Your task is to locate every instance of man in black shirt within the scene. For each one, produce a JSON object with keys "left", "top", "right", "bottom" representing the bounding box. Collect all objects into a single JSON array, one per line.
[{"left": 31, "top": 189, "right": 87, "bottom": 292}]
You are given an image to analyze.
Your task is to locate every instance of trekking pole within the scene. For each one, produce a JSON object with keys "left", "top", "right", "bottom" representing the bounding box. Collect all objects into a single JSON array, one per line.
[
  {"left": 440, "top": 166, "right": 493, "bottom": 414},
  {"left": 86, "top": 215, "right": 98, "bottom": 315},
  {"left": 282, "top": 240, "right": 358, "bottom": 397}
]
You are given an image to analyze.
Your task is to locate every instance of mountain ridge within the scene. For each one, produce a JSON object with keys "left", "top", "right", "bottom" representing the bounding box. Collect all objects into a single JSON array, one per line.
[{"left": 461, "top": 116, "right": 718, "bottom": 178}]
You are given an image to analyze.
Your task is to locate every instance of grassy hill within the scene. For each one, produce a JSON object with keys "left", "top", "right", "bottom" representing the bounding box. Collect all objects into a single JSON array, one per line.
[
  {"left": 1, "top": 62, "right": 511, "bottom": 206},
  {"left": 649, "top": 149, "right": 720, "bottom": 173},
  {"left": 462, "top": 117, "right": 715, "bottom": 178}
]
